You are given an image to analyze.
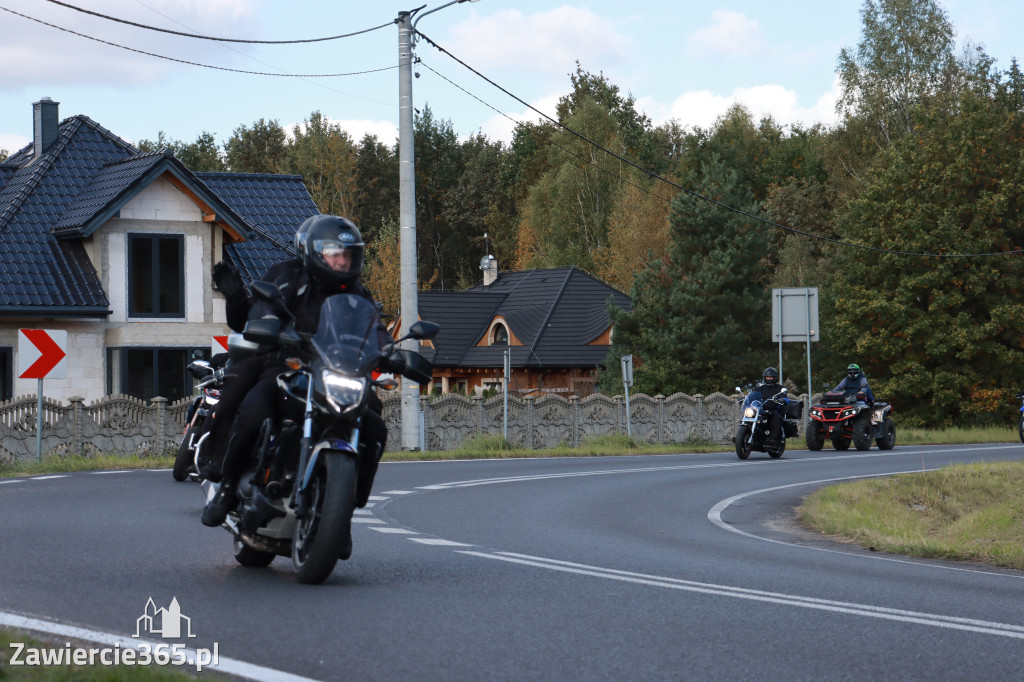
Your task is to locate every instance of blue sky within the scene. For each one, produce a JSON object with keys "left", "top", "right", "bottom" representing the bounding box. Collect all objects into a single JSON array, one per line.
[{"left": 1, "top": 0, "right": 1021, "bottom": 154}]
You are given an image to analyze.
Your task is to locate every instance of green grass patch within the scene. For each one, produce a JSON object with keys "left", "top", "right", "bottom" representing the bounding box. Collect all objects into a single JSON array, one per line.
[
  {"left": 798, "top": 460, "right": 1024, "bottom": 570},
  {"left": 0, "top": 628, "right": 202, "bottom": 681},
  {"left": 0, "top": 453, "right": 174, "bottom": 479},
  {"left": 897, "top": 425, "right": 1018, "bottom": 445}
]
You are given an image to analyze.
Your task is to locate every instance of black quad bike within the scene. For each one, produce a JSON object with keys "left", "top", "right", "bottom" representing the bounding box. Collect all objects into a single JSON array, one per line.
[
  {"left": 806, "top": 390, "right": 895, "bottom": 451},
  {"left": 734, "top": 386, "right": 803, "bottom": 459}
]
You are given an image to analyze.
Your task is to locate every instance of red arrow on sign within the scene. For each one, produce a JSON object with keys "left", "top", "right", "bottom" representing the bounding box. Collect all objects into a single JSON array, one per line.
[{"left": 20, "top": 329, "right": 67, "bottom": 379}]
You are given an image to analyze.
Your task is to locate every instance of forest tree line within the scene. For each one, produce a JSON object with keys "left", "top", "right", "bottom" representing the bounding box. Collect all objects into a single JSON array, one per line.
[{"left": 134, "top": 0, "right": 1024, "bottom": 427}]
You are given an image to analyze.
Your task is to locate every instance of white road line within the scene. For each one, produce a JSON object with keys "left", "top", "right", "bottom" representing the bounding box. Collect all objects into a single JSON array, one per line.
[
  {"left": 409, "top": 539, "right": 471, "bottom": 546},
  {"left": 379, "top": 490, "right": 415, "bottom": 495},
  {"left": 367, "top": 495, "right": 388, "bottom": 501},
  {"left": 29, "top": 475, "right": 67, "bottom": 480},
  {"left": 0, "top": 480, "right": 21, "bottom": 485},
  {"left": 460, "top": 551, "right": 1024, "bottom": 640},
  {"left": 369, "top": 528, "right": 418, "bottom": 534},
  {"left": 353, "top": 509, "right": 374, "bottom": 515},
  {"left": 0, "top": 611, "right": 320, "bottom": 682},
  {"left": 351, "top": 518, "right": 385, "bottom": 524},
  {"left": 89, "top": 470, "right": 134, "bottom": 475}
]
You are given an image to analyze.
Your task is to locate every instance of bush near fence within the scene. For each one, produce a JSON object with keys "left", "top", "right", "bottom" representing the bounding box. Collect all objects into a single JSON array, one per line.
[{"left": 0, "top": 391, "right": 813, "bottom": 462}]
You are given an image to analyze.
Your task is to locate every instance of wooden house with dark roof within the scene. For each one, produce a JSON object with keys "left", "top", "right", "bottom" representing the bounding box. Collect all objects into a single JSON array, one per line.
[
  {"left": 406, "top": 258, "right": 632, "bottom": 397},
  {"left": 0, "top": 98, "right": 313, "bottom": 403}
]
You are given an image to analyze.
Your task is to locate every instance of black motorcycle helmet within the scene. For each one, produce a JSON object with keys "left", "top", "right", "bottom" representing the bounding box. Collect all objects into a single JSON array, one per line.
[
  {"left": 297, "top": 214, "right": 364, "bottom": 290},
  {"left": 847, "top": 363, "right": 861, "bottom": 380},
  {"left": 762, "top": 367, "right": 779, "bottom": 384}
]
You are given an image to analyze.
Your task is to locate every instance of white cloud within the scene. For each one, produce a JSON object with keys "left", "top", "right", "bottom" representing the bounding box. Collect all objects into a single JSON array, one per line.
[
  {"left": 447, "top": 8, "right": 630, "bottom": 78},
  {"left": 1, "top": 133, "right": 29, "bottom": 154},
  {"left": 686, "top": 10, "right": 765, "bottom": 57},
  {"left": 0, "top": 0, "right": 261, "bottom": 87},
  {"left": 649, "top": 78, "right": 841, "bottom": 132}
]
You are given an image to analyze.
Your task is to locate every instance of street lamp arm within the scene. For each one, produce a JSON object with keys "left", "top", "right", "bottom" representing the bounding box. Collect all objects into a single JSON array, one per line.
[{"left": 412, "top": 0, "right": 479, "bottom": 34}]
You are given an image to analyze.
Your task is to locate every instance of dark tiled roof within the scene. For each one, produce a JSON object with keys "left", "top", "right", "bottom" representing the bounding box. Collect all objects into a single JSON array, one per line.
[
  {"left": 0, "top": 111, "right": 317, "bottom": 317},
  {"left": 419, "top": 267, "right": 631, "bottom": 369},
  {"left": 199, "top": 173, "right": 315, "bottom": 281}
]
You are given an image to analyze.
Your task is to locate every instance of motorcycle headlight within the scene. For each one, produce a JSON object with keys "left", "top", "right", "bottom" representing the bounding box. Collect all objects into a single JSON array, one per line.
[
  {"left": 322, "top": 371, "right": 366, "bottom": 413},
  {"left": 743, "top": 407, "right": 757, "bottom": 419}
]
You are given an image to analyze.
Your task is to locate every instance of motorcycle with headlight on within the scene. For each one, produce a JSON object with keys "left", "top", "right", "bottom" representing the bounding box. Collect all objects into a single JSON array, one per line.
[
  {"left": 207, "top": 280, "right": 438, "bottom": 584},
  {"left": 733, "top": 386, "right": 801, "bottom": 459}
]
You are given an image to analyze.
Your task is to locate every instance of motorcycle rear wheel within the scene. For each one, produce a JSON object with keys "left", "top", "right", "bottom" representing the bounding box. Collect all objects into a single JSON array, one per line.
[
  {"left": 292, "top": 454, "right": 357, "bottom": 585},
  {"left": 172, "top": 426, "right": 199, "bottom": 482},
  {"left": 735, "top": 425, "right": 752, "bottom": 460}
]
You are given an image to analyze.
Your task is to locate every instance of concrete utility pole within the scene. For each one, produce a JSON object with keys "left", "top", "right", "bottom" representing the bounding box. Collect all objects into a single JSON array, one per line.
[{"left": 396, "top": 0, "right": 480, "bottom": 450}]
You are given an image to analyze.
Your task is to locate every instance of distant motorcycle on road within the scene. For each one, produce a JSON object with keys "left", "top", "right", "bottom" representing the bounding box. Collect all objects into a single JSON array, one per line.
[{"left": 734, "top": 386, "right": 802, "bottom": 459}]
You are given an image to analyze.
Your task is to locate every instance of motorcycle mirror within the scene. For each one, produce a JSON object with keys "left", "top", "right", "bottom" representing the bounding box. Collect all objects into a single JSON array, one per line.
[
  {"left": 735, "top": 386, "right": 742, "bottom": 394},
  {"left": 409, "top": 320, "right": 440, "bottom": 340},
  {"left": 250, "top": 280, "right": 284, "bottom": 303}
]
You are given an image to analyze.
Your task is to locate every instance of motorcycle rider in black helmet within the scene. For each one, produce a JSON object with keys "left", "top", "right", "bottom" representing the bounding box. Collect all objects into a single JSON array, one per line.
[
  {"left": 833, "top": 363, "right": 874, "bottom": 404},
  {"left": 201, "top": 215, "right": 392, "bottom": 531},
  {"left": 755, "top": 367, "right": 787, "bottom": 446}
]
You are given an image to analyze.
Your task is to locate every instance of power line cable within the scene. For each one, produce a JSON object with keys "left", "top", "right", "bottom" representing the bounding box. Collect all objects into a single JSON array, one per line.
[
  {"left": 0, "top": 5, "right": 396, "bottom": 77},
  {"left": 416, "top": 30, "right": 1024, "bottom": 260},
  {"left": 43, "top": 0, "right": 392, "bottom": 43}
]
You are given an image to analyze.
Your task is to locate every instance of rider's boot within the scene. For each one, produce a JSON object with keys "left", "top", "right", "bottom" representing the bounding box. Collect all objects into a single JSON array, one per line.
[
  {"left": 355, "top": 442, "right": 383, "bottom": 509},
  {"left": 201, "top": 479, "right": 237, "bottom": 527}
]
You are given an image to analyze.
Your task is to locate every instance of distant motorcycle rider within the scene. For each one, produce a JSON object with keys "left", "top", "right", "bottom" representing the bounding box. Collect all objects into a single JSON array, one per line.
[
  {"left": 833, "top": 363, "right": 874, "bottom": 404},
  {"left": 755, "top": 367, "right": 787, "bottom": 445},
  {"left": 201, "top": 215, "right": 391, "bottom": 528}
]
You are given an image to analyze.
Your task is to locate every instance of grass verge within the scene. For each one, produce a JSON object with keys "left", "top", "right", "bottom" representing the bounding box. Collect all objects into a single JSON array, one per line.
[{"left": 798, "top": 460, "right": 1024, "bottom": 570}]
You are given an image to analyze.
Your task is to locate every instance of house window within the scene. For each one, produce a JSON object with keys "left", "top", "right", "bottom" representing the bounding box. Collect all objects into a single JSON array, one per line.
[
  {"left": 0, "top": 347, "right": 11, "bottom": 402},
  {"left": 128, "top": 234, "right": 184, "bottom": 317},
  {"left": 491, "top": 323, "right": 509, "bottom": 345},
  {"left": 107, "top": 346, "right": 206, "bottom": 401}
]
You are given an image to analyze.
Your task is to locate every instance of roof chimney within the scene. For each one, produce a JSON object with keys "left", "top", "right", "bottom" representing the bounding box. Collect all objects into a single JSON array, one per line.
[
  {"left": 480, "top": 254, "right": 498, "bottom": 287},
  {"left": 33, "top": 97, "right": 60, "bottom": 157}
]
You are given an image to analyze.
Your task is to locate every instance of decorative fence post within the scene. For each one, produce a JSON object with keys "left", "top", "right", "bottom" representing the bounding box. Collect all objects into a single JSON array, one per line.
[
  {"left": 656, "top": 395, "right": 665, "bottom": 445},
  {"left": 151, "top": 397, "right": 167, "bottom": 452},
  {"left": 615, "top": 395, "right": 624, "bottom": 435},
  {"left": 569, "top": 395, "right": 579, "bottom": 448},
  {"left": 70, "top": 396, "right": 84, "bottom": 455},
  {"left": 473, "top": 395, "right": 484, "bottom": 436},
  {"left": 694, "top": 394, "right": 704, "bottom": 441},
  {"left": 524, "top": 396, "right": 535, "bottom": 449},
  {"left": 420, "top": 394, "right": 430, "bottom": 451}
]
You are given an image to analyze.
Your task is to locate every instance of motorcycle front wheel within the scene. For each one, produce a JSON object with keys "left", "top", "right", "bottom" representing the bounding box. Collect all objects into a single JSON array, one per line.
[
  {"left": 1019, "top": 417, "right": 1024, "bottom": 445},
  {"left": 735, "top": 425, "right": 752, "bottom": 460},
  {"left": 292, "top": 453, "right": 357, "bottom": 585},
  {"left": 172, "top": 425, "right": 199, "bottom": 482}
]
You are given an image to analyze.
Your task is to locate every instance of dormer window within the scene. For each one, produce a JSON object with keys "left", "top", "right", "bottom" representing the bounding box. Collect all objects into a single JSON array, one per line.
[{"left": 491, "top": 323, "right": 509, "bottom": 346}]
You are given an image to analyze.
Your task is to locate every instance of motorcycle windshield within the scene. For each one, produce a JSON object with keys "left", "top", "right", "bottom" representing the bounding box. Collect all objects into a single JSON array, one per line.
[
  {"left": 311, "top": 295, "right": 382, "bottom": 375},
  {"left": 742, "top": 391, "right": 763, "bottom": 409}
]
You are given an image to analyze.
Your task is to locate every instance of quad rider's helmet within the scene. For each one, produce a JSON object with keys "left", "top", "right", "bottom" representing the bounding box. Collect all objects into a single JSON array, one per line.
[
  {"left": 297, "top": 214, "right": 364, "bottom": 290},
  {"left": 762, "top": 367, "right": 779, "bottom": 385},
  {"left": 847, "top": 363, "right": 861, "bottom": 381}
]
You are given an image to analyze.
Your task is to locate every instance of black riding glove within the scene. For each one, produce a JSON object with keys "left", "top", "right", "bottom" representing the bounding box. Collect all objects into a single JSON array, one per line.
[{"left": 212, "top": 261, "right": 245, "bottom": 300}]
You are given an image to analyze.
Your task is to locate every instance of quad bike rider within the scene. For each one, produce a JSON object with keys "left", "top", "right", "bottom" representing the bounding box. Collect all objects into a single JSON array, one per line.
[{"left": 806, "top": 363, "right": 895, "bottom": 451}]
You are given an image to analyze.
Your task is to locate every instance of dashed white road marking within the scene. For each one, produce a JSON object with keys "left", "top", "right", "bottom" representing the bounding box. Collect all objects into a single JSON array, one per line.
[
  {"left": 351, "top": 517, "right": 385, "bottom": 524},
  {"left": 460, "top": 551, "right": 1024, "bottom": 640},
  {"left": 353, "top": 509, "right": 374, "bottom": 515},
  {"left": 89, "top": 470, "right": 134, "bottom": 475},
  {"left": 29, "top": 475, "right": 67, "bottom": 480},
  {"left": 367, "top": 495, "right": 388, "bottom": 501},
  {"left": 379, "top": 490, "right": 415, "bottom": 495},
  {"left": 369, "top": 527, "right": 418, "bottom": 534},
  {"left": 409, "top": 538, "right": 472, "bottom": 546}
]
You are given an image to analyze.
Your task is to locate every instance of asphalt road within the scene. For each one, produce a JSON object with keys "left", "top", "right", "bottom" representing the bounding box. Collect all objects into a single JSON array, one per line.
[{"left": 1, "top": 443, "right": 1023, "bottom": 681}]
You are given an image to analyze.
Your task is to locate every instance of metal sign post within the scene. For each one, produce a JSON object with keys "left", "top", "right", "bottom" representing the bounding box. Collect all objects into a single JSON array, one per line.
[
  {"left": 503, "top": 348, "right": 510, "bottom": 441},
  {"left": 17, "top": 329, "right": 68, "bottom": 461},
  {"left": 772, "top": 289, "right": 819, "bottom": 400},
  {"left": 621, "top": 355, "right": 634, "bottom": 439}
]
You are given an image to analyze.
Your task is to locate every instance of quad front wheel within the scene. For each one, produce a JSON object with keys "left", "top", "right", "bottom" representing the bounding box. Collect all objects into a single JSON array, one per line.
[
  {"left": 852, "top": 414, "right": 873, "bottom": 451},
  {"left": 805, "top": 424, "right": 824, "bottom": 451}
]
